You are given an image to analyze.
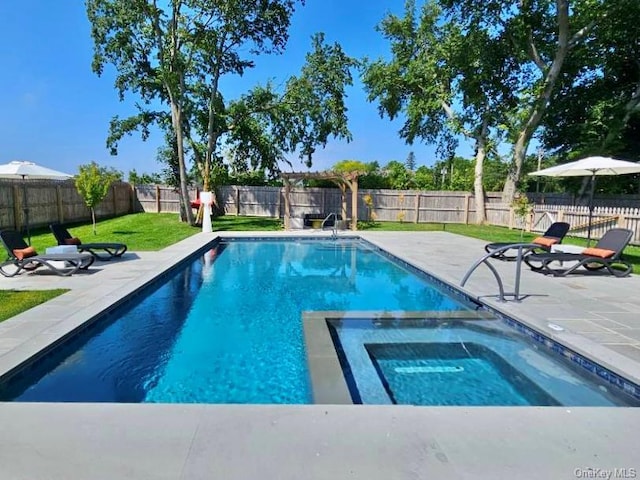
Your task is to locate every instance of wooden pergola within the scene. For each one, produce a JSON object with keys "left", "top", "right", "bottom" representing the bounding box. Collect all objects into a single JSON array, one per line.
[{"left": 281, "top": 171, "right": 360, "bottom": 231}]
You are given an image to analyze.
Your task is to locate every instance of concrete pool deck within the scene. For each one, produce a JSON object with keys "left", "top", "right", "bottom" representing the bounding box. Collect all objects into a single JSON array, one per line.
[{"left": 1, "top": 230, "right": 639, "bottom": 479}]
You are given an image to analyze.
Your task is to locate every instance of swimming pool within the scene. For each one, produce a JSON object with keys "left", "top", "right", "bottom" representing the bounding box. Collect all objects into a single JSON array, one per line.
[
  {"left": 2, "top": 237, "right": 638, "bottom": 406},
  {"left": 0, "top": 238, "right": 476, "bottom": 403}
]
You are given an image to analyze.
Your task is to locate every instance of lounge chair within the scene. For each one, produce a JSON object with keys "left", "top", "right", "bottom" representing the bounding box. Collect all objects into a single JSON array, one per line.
[
  {"left": 485, "top": 222, "right": 571, "bottom": 260},
  {"left": 0, "top": 230, "right": 94, "bottom": 277},
  {"left": 50, "top": 223, "right": 127, "bottom": 260},
  {"left": 523, "top": 228, "right": 634, "bottom": 277}
]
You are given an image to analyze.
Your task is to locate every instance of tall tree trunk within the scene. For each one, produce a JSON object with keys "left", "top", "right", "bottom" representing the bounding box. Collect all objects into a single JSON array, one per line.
[
  {"left": 154, "top": 0, "right": 193, "bottom": 225},
  {"left": 502, "top": 132, "right": 530, "bottom": 203},
  {"left": 474, "top": 118, "right": 489, "bottom": 224},
  {"left": 502, "top": 0, "right": 572, "bottom": 203},
  {"left": 171, "top": 103, "right": 195, "bottom": 225}
]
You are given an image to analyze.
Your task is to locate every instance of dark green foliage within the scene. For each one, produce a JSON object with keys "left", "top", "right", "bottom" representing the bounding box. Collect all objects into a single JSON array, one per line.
[
  {"left": 128, "top": 169, "right": 163, "bottom": 185},
  {"left": 226, "top": 33, "right": 358, "bottom": 172},
  {"left": 541, "top": 0, "right": 640, "bottom": 167},
  {"left": 86, "top": 0, "right": 306, "bottom": 223}
]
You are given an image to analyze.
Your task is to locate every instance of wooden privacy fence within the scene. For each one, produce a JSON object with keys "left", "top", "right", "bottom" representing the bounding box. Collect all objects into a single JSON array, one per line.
[
  {"left": 0, "top": 179, "right": 134, "bottom": 232},
  {"left": 134, "top": 185, "right": 198, "bottom": 213},
  {"left": 531, "top": 205, "right": 640, "bottom": 245},
  {"left": 215, "top": 187, "right": 507, "bottom": 223},
  {"left": 135, "top": 185, "right": 640, "bottom": 245}
]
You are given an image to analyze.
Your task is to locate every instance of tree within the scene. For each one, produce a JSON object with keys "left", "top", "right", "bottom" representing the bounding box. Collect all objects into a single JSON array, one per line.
[
  {"left": 87, "top": 0, "right": 303, "bottom": 225},
  {"left": 128, "top": 169, "right": 163, "bottom": 185},
  {"left": 75, "top": 162, "right": 121, "bottom": 235},
  {"left": 332, "top": 159, "right": 367, "bottom": 174},
  {"left": 405, "top": 151, "right": 416, "bottom": 171},
  {"left": 414, "top": 165, "right": 437, "bottom": 190},
  {"left": 359, "top": 161, "right": 389, "bottom": 189},
  {"left": 511, "top": 194, "right": 533, "bottom": 240},
  {"left": 363, "top": 0, "right": 516, "bottom": 223},
  {"left": 541, "top": 0, "right": 640, "bottom": 163},
  {"left": 88, "top": 3, "right": 357, "bottom": 222},
  {"left": 224, "top": 33, "right": 358, "bottom": 175},
  {"left": 385, "top": 161, "right": 414, "bottom": 190},
  {"left": 473, "top": 0, "right": 599, "bottom": 202}
]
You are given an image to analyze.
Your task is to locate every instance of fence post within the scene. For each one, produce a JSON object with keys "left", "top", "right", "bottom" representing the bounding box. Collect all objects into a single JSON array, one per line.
[
  {"left": 155, "top": 185, "right": 161, "bottom": 213},
  {"left": 112, "top": 185, "right": 118, "bottom": 216},
  {"left": 284, "top": 183, "right": 291, "bottom": 229},
  {"left": 130, "top": 184, "right": 136, "bottom": 213},
  {"left": 557, "top": 210, "right": 564, "bottom": 222},
  {"left": 235, "top": 186, "right": 240, "bottom": 216},
  {"left": 463, "top": 194, "right": 470, "bottom": 225},
  {"left": 276, "top": 187, "right": 282, "bottom": 219},
  {"left": 508, "top": 208, "right": 515, "bottom": 229},
  {"left": 56, "top": 185, "right": 64, "bottom": 224},
  {"left": 414, "top": 193, "right": 420, "bottom": 223},
  {"left": 526, "top": 211, "right": 533, "bottom": 232},
  {"left": 618, "top": 215, "right": 627, "bottom": 228}
]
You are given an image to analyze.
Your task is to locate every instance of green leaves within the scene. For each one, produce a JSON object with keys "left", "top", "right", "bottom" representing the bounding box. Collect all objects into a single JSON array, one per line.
[
  {"left": 224, "top": 33, "right": 358, "bottom": 172},
  {"left": 362, "top": 0, "right": 514, "bottom": 148},
  {"left": 76, "top": 162, "right": 121, "bottom": 210},
  {"left": 86, "top": 0, "right": 305, "bottom": 222},
  {"left": 541, "top": 0, "right": 640, "bottom": 163},
  {"left": 75, "top": 162, "right": 122, "bottom": 234},
  {"left": 332, "top": 160, "right": 368, "bottom": 173}
]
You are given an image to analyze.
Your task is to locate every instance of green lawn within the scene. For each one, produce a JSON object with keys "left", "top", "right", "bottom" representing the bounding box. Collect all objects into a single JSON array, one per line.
[
  {"left": 212, "top": 215, "right": 282, "bottom": 232},
  {"left": 0, "top": 289, "right": 69, "bottom": 323},
  {"left": 27, "top": 213, "right": 201, "bottom": 253},
  {"left": 26, "top": 213, "right": 282, "bottom": 254}
]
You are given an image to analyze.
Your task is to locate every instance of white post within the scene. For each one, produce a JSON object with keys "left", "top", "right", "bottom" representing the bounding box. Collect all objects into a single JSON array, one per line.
[{"left": 200, "top": 191, "right": 213, "bottom": 233}]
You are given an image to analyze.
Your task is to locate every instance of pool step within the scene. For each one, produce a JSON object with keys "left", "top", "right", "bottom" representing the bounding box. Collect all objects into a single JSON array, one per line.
[{"left": 394, "top": 366, "right": 465, "bottom": 374}]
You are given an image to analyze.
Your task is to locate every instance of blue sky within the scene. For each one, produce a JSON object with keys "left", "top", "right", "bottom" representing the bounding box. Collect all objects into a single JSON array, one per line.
[{"left": 0, "top": 1, "right": 468, "bottom": 178}]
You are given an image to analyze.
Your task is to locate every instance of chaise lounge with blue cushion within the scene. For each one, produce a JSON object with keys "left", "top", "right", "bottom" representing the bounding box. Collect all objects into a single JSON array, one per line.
[
  {"left": 485, "top": 222, "right": 571, "bottom": 261},
  {"left": 0, "top": 230, "right": 94, "bottom": 277},
  {"left": 50, "top": 223, "right": 127, "bottom": 260},
  {"left": 523, "top": 228, "right": 634, "bottom": 277}
]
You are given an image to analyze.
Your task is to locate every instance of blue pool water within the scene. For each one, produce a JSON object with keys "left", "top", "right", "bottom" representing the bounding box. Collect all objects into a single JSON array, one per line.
[
  {"left": 0, "top": 239, "right": 474, "bottom": 403},
  {"left": 329, "top": 318, "right": 640, "bottom": 406},
  {"left": 366, "top": 342, "right": 561, "bottom": 406}
]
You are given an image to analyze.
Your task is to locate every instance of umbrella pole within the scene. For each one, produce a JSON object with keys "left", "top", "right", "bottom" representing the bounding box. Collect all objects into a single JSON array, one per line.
[
  {"left": 587, "top": 172, "right": 596, "bottom": 246},
  {"left": 21, "top": 177, "right": 31, "bottom": 246}
]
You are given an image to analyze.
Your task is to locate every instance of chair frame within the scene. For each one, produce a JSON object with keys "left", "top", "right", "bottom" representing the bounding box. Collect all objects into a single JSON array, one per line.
[
  {"left": 0, "top": 230, "right": 95, "bottom": 277},
  {"left": 523, "top": 228, "right": 634, "bottom": 278},
  {"left": 485, "top": 222, "right": 571, "bottom": 261},
  {"left": 50, "top": 223, "right": 127, "bottom": 261}
]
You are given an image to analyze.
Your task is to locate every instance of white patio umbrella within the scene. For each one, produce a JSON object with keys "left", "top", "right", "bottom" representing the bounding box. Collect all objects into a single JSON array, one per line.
[
  {"left": 0, "top": 160, "right": 73, "bottom": 245},
  {"left": 529, "top": 156, "right": 640, "bottom": 243}
]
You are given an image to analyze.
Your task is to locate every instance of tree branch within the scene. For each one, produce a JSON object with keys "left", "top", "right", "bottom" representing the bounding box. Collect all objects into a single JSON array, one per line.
[
  {"left": 568, "top": 20, "right": 596, "bottom": 50},
  {"left": 527, "top": 30, "right": 546, "bottom": 71},
  {"left": 440, "top": 100, "right": 476, "bottom": 139}
]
